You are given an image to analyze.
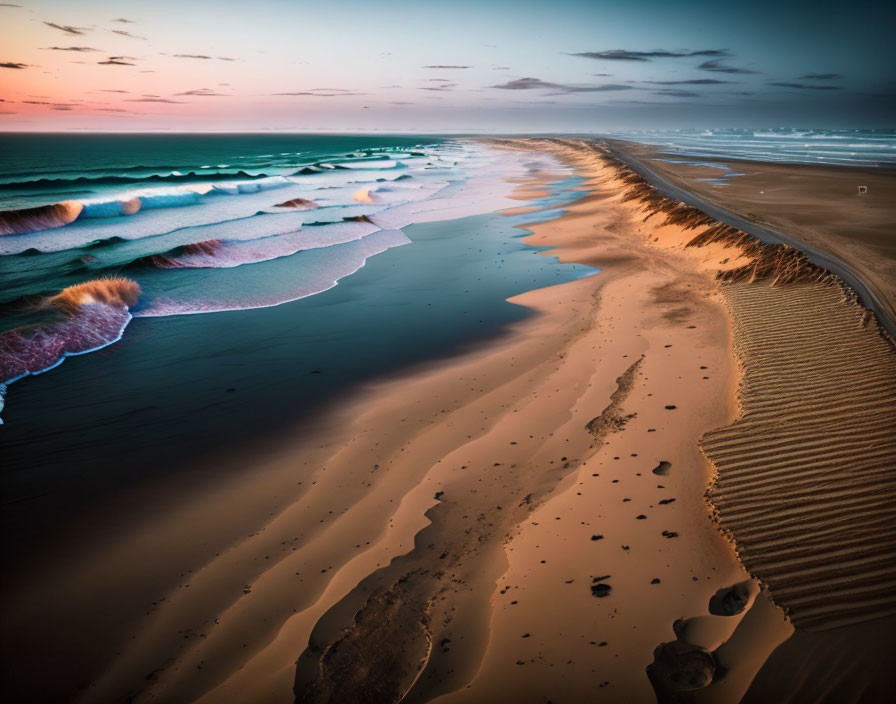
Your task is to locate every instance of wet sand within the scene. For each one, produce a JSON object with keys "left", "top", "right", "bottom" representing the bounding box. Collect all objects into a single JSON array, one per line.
[{"left": 8, "top": 138, "right": 896, "bottom": 703}]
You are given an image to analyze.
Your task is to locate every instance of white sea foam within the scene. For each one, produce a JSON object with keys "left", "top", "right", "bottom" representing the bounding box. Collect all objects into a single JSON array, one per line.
[{"left": 135, "top": 228, "right": 413, "bottom": 317}]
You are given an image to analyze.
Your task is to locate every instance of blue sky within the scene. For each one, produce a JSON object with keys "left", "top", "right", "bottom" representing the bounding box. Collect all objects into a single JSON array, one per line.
[{"left": 1, "top": 0, "right": 893, "bottom": 131}]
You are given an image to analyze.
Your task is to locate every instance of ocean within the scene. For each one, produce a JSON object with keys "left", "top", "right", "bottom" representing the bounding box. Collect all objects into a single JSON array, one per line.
[
  {"left": 0, "top": 134, "right": 593, "bottom": 565},
  {"left": 606, "top": 128, "right": 896, "bottom": 167}
]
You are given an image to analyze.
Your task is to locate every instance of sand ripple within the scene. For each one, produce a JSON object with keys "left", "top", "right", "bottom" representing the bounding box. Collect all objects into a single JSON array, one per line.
[{"left": 704, "top": 281, "right": 896, "bottom": 630}]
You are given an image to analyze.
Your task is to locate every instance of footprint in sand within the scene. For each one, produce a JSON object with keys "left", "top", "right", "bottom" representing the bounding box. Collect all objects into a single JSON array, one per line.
[{"left": 652, "top": 461, "right": 672, "bottom": 476}]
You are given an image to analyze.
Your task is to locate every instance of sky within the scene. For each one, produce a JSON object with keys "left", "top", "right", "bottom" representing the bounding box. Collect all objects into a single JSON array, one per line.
[{"left": 1, "top": 0, "right": 894, "bottom": 132}]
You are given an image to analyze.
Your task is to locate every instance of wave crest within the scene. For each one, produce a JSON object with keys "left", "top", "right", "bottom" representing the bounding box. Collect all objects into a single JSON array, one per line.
[
  {"left": 143, "top": 240, "right": 223, "bottom": 269},
  {"left": 0, "top": 277, "right": 141, "bottom": 399},
  {"left": 275, "top": 197, "right": 319, "bottom": 209},
  {"left": 47, "top": 276, "right": 142, "bottom": 312},
  {"left": 0, "top": 201, "right": 83, "bottom": 236}
]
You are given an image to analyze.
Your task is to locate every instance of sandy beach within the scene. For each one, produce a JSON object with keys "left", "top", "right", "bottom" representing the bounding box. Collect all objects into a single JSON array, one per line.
[
  {"left": 3, "top": 137, "right": 895, "bottom": 703},
  {"left": 3, "top": 0, "right": 894, "bottom": 700}
]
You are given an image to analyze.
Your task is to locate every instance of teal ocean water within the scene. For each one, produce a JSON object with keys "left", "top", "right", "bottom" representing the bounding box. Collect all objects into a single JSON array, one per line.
[{"left": 0, "top": 134, "right": 594, "bottom": 567}]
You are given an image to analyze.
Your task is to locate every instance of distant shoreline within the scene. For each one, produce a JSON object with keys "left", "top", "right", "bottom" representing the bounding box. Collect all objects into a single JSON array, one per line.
[{"left": 601, "top": 137, "right": 896, "bottom": 339}]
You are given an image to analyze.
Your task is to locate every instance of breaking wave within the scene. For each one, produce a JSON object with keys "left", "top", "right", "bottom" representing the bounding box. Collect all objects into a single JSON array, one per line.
[
  {"left": 0, "top": 277, "right": 141, "bottom": 408},
  {"left": 0, "top": 169, "right": 286, "bottom": 190},
  {"left": 135, "top": 228, "right": 411, "bottom": 317},
  {"left": 0, "top": 139, "right": 579, "bottom": 422},
  {"left": 0, "top": 177, "right": 294, "bottom": 238},
  {"left": 0, "top": 201, "right": 84, "bottom": 236},
  {"left": 136, "top": 220, "right": 383, "bottom": 270}
]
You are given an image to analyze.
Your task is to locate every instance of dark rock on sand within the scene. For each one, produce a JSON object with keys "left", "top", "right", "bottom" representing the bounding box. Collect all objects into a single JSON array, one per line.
[
  {"left": 591, "top": 575, "right": 612, "bottom": 597},
  {"left": 708, "top": 580, "right": 752, "bottom": 616},
  {"left": 648, "top": 640, "right": 716, "bottom": 692},
  {"left": 591, "top": 583, "right": 612, "bottom": 598},
  {"left": 652, "top": 461, "right": 671, "bottom": 476}
]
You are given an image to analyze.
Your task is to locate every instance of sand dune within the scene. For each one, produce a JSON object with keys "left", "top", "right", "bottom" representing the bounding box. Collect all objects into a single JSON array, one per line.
[{"left": 704, "top": 281, "right": 896, "bottom": 631}]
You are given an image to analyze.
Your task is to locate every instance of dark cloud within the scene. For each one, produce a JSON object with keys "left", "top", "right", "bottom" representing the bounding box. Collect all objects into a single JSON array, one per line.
[
  {"left": 98, "top": 89, "right": 131, "bottom": 93},
  {"left": 0, "top": 61, "right": 28, "bottom": 69},
  {"left": 171, "top": 54, "right": 236, "bottom": 61},
  {"left": 112, "top": 29, "right": 146, "bottom": 39},
  {"left": 491, "top": 77, "right": 559, "bottom": 90},
  {"left": 0, "top": 3, "right": 23, "bottom": 6},
  {"left": 175, "top": 88, "right": 230, "bottom": 96},
  {"left": 274, "top": 88, "right": 369, "bottom": 97},
  {"left": 420, "top": 84, "right": 457, "bottom": 91},
  {"left": 643, "top": 78, "right": 733, "bottom": 85},
  {"left": 768, "top": 81, "right": 842, "bottom": 90},
  {"left": 608, "top": 99, "right": 696, "bottom": 105},
  {"left": 389, "top": 101, "right": 414, "bottom": 105},
  {"left": 422, "top": 65, "right": 470, "bottom": 69},
  {"left": 23, "top": 100, "right": 74, "bottom": 110},
  {"left": 43, "top": 22, "right": 88, "bottom": 35},
  {"left": 571, "top": 49, "right": 728, "bottom": 62},
  {"left": 560, "top": 82, "right": 638, "bottom": 93},
  {"left": 111, "top": 18, "right": 134, "bottom": 23},
  {"left": 698, "top": 59, "right": 758, "bottom": 74},
  {"left": 653, "top": 89, "right": 700, "bottom": 97},
  {"left": 798, "top": 73, "right": 844, "bottom": 80},
  {"left": 98, "top": 57, "right": 136, "bottom": 65},
  {"left": 44, "top": 46, "right": 100, "bottom": 52},
  {"left": 125, "top": 97, "right": 187, "bottom": 103},
  {"left": 491, "top": 77, "right": 635, "bottom": 93}
]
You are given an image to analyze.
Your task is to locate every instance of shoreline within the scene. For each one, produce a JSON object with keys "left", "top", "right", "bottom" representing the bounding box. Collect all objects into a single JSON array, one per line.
[
  {"left": 543, "top": 138, "right": 896, "bottom": 699},
  {"left": 0, "top": 154, "right": 593, "bottom": 703},
  {"left": 4, "top": 136, "right": 895, "bottom": 703},
  {"left": 600, "top": 137, "right": 896, "bottom": 340},
  {"left": 55, "top": 144, "right": 761, "bottom": 704}
]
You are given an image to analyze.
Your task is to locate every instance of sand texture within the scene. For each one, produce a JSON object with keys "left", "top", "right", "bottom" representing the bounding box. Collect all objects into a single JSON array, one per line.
[
  {"left": 704, "top": 280, "right": 896, "bottom": 631},
  {"left": 8, "top": 137, "right": 895, "bottom": 703}
]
